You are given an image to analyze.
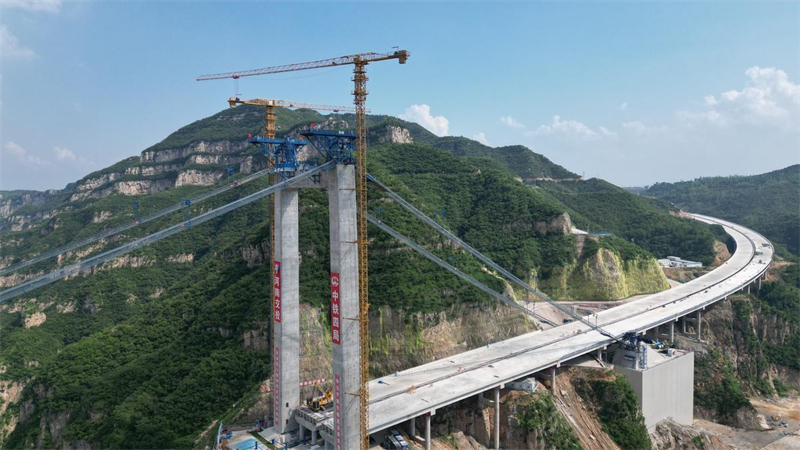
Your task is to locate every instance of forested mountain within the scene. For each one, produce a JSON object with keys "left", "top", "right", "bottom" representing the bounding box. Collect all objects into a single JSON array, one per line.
[
  {"left": 642, "top": 165, "right": 800, "bottom": 257},
  {"left": 0, "top": 107, "right": 722, "bottom": 448}
]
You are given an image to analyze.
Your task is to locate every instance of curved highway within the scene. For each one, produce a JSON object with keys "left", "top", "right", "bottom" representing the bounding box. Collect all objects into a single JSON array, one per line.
[{"left": 366, "top": 214, "right": 773, "bottom": 433}]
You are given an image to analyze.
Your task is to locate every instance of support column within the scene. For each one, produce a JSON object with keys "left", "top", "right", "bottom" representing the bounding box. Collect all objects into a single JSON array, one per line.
[
  {"left": 425, "top": 413, "right": 431, "bottom": 450},
  {"left": 696, "top": 310, "right": 702, "bottom": 340},
  {"left": 747, "top": 284, "right": 751, "bottom": 294},
  {"left": 409, "top": 417, "right": 416, "bottom": 438},
  {"left": 669, "top": 321, "right": 675, "bottom": 342},
  {"left": 273, "top": 189, "right": 300, "bottom": 433},
  {"left": 299, "top": 425, "right": 305, "bottom": 442},
  {"left": 550, "top": 367, "right": 556, "bottom": 393},
  {"left": 328, "top": 165, "right": 361, "bottom": 450},
  {"left": 758, "top": 277, "right": 762, "bottom": 292},
  {"left": 682, "top": 316, "right": 686, "bottom": 334},
  {"left": 311, "top": 429, "right": 318, "bottom": 445},
  {"left": 494, "top": 387, "right": 501, "bottom": 450}
]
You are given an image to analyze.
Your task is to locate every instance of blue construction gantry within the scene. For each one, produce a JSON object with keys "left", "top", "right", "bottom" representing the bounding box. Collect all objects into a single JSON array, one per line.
[
  {"left": 248, "top": 136, "right": 309, "bottom": 178},
  {"left": 301, "top": 129, "right": 357, "bottom": 164},
  {"left": 247, "top": 128, "right": 357, "bottom": 178}
]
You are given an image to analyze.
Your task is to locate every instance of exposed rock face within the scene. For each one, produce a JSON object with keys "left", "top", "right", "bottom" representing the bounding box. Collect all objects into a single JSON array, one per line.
[
  {"left": 166, "top": 253, "right": 194, "bottom": 263},
  {"left": 703, "top": 297, "right": 800, "bottom": 393},
  {"left": 23, "top": 312, "right": 46, "bottom": 329},
  {"left": 175, "top": 169, "right": 224, "bottom": 187},
  {"left": 243, "top": 323, "right": 270, "bottom": 351},
  {"left": 114, "top": 179, "right": 173, "bottom": 196},
  {"left": 376, "top": 125, "right": 413, "bottom": 144},
  {"left": 541, "top": 246, "right": 670, "bottom": 301},
  {"left": 91, "top": 211, "right": 112, "bottom": 223},
  {"left": 75, "top": 173, "right": 123, "bottom": 194},
  {"left": 0, "top": 271, "right": 44, "bottom": 288},
  {"left": 140, "top": 140, "right": 248, "bottom": 163},
  {"left": 0, "top": 191, "right": 50, "bottom": 219},
  {"left": 125, "top": 163, "right": 181, "bottom": 177},
  {"left": 5, "top": 209, "right": 59, "bottom": 232},
  {"left": 70, "top": 179, "right": 173, "bottom": 201},
  {"left": 650, "top": 419, "right": 728, "bottom": 450},
  {"left": 533, "top": 212, "right": 572, "bottom": 235},
  {"left": 369, "top": 303, "right": 535, "bottom": 377},
  {"left": 99, "top": 255, "right": 153, "bottom": 270}
]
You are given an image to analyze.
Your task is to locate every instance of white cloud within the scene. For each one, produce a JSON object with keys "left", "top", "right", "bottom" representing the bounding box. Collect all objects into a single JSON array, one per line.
[
  {"left": 4, "top": 141, "right": 46, "bottom": 166},
  {"left": 679, "top": 66, "right": 800, "bottom": 130},
  {"left": 0, "top": 25, "right": 38, "bottom": 61},
  {"left": 622, "top": 120, "right": 667, "bottom": 135},
  {"left": 399, "top": 104, "right": 449, "bottom": 137},
  {"left": 530, "top": 115, "right": 598, "bottom": 139},
  {"left": 53, "top": 146, "right": 76, "bottom": 161},
  {"left": 620, "top": 102, "right": 628, "bottom": 111},
  {"left": 1, "top": 0, "right": 62, "bottom": 13},
  {"left": 500, "top": 116, "right": 524, "bottom": 129},
  {"left": 598, "top": 126, "right": 617, "bottom": 137},
  {"left": 472, "top": 132, "right": 490, "bottom": 146}
]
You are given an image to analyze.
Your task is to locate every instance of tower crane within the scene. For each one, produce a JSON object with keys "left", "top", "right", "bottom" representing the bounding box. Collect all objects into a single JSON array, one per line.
[{"left": 200, "top": 50, "right": 409, "bottom": 449}]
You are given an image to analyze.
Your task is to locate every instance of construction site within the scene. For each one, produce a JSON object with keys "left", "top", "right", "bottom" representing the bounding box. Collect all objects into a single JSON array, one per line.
[{"left": 0, "top": 48, "right": 783, "bottom": 450}]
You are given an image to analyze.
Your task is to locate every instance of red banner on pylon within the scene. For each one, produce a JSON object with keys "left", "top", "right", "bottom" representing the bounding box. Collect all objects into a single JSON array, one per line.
[{"left": 331, "top": 272, "right": 341, "bottom": 345}]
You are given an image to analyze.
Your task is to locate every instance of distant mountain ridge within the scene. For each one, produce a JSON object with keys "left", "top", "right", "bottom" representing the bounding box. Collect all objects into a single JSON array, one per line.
[{"left": 643, "top": 164, "right": 800, "bottom": 256}]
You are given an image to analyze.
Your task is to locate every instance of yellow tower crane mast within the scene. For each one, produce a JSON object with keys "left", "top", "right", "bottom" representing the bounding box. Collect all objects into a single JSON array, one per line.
[{"left": 201, "top": 51, "right": 409, "bottom": 449}]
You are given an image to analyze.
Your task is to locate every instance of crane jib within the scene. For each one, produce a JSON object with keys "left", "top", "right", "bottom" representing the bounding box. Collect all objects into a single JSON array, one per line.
[{"left": 196, "top": 50, "right": 409, "bottom": 81}]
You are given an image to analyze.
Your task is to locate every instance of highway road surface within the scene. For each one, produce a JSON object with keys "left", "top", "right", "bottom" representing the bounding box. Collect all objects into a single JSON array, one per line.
[{"left": 366, "top": 214, "right": 773, "bottom": 433}]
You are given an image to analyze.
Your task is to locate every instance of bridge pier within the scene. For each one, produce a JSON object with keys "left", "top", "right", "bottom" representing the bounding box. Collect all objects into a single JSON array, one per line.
[
  {"left": 682, "top": 315, "right": 687, "bottom": 334},
  {"left": 328, "top": 165, "right": 362, "bottom": 450},
  {"left": 408, "top": 417, "right": 416, "bottom": 439},
  {"left": 425, "top": 413, "right": 431, "bottom": 450},
  {"left": 273, "top": 188, "right": 300, "bottom": 434},
  {"left": 669, "top": 321, "right": 675, "bottom": 342},
  {"left": 494, "top": 387, "right": 501, "bottom": 450},
  {"left": 696, "top": 310, "right": 702, "bottom": 340}
]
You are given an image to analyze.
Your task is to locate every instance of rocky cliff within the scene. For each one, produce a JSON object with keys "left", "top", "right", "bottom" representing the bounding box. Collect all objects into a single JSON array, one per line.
[{"left": 540, "top": 236, "right": 670, "bottom": 301}]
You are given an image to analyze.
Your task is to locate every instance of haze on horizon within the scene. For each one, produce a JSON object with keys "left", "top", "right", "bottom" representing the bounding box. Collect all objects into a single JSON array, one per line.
[{"left": 1, "top": 1, "right": 798, "bottom": 191}]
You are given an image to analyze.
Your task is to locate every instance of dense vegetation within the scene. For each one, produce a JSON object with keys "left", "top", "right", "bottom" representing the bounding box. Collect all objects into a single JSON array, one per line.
[
  {"left": 0, "top": 107, "right": 725, "bottom": 448},
  {"left": 515, "top": 392, "right": 583, "bottom": 450},
  {"left": 535, "top": 178, "right": 720, "bottom": 265},
  {"left": 574, "top": 372, "right": 651, "bottom": 450},
  {"left": 643, "top": 165, "right": 800, "bottom": 257},
  {"left": 694, "top": 348, "right": 755, "bottom": 422}
]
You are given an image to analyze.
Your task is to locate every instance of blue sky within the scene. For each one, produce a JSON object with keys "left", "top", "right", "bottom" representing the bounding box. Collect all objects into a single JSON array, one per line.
[{"left": 1, "top": 1, "right": 799, "bottom": 190}]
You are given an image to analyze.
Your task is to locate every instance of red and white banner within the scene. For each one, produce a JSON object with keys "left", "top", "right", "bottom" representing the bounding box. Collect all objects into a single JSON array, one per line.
[
  {"left": 273, "top": 345, "right": 280, "bottom": 424},
  {"left": 330, "top": 272, "right": 341, "bottom": 345},
  {"left": 273, "top": 261, "right": 282, "bottom": 323},
  {"left": 334, "top": 374, "right": 342, "bottom": 450}
]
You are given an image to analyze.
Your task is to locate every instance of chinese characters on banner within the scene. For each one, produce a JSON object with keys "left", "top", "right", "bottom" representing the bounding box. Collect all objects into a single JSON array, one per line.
[
  {"left": 330, "top": 272, "right": 341, "bottom": 345},
  {"left": 334, "top": 374, "right": 342, "bottom": 450},
  {"left": 273, "top": 261, "right": 282, "bottom": 323}
]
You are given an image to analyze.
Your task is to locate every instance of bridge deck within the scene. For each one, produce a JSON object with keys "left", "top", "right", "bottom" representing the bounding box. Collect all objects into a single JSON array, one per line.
[{"left": 367, "top": 215, "right": 772, "bottom": 433}]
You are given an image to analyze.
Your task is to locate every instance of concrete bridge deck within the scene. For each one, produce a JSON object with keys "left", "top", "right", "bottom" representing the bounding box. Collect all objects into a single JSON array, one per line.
[{"left": 366, "top": 214, "right": 772, "bottom": 433}]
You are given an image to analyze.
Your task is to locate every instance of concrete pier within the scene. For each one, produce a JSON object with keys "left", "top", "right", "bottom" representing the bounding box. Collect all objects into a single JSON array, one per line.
[
  {"left": 328, "top": 165, "right": 361, "bottom": 450},
  {"left": 696, "top": 310, "right": 702, "bottom": 340},
  {"left": 409, "top": 417, "right": 415, "bottom": 438},
  {"left": 425, "top": 413, "right": 431, "bottom": 450},
  {"left": 273, "top": 188, "right": 300, "bottom": 433},
  {"left": 494, "top": 387, "right": 500, "bottom": 449},
  {"left": 669, "top": 321, "right": 675, "bottom": 342}
]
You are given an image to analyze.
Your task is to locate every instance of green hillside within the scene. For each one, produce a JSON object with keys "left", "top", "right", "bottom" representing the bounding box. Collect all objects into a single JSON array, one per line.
[
  {"left": 643, "top": 165, "right": 800, "bottom": 257},
  {"left": 534, "top": 178, "right": 722, "bottom": 265},
  {"left": 0, "top": 107, "right": 722, "bottom": 448}
]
